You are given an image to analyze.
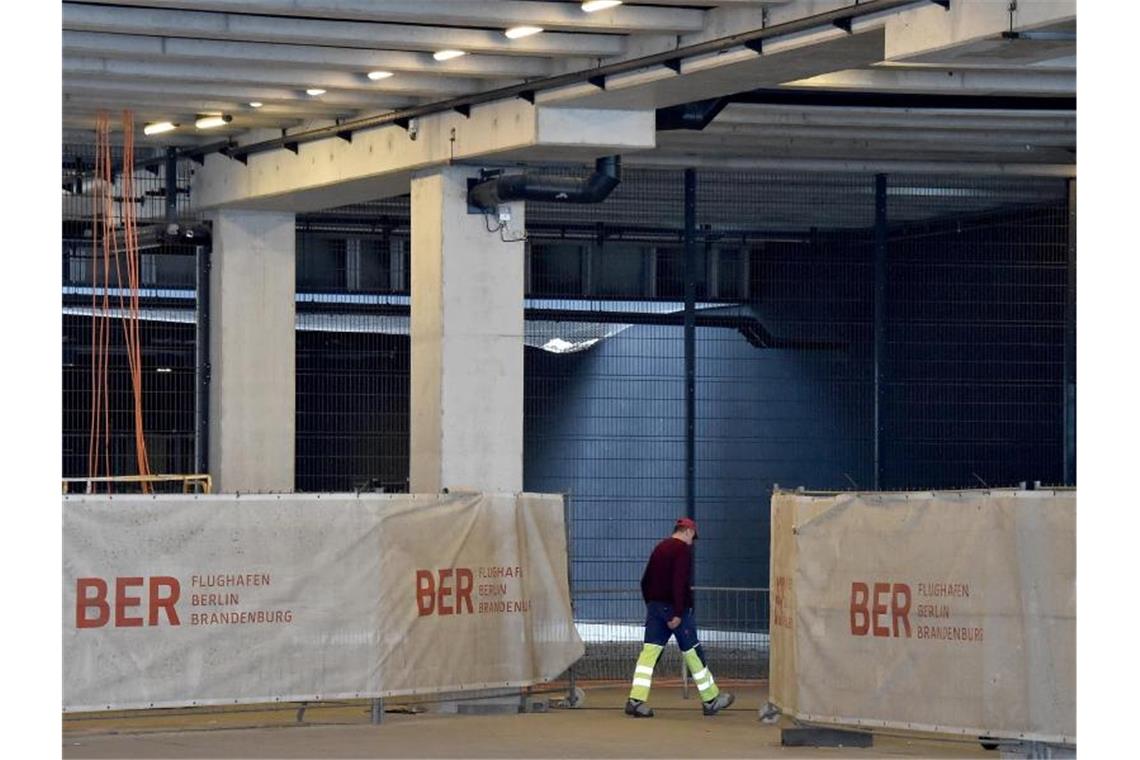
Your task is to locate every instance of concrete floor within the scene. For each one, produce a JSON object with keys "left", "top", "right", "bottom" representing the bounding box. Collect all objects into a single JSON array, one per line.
[{"left": 63, "top": 682, "right": 992, "bottom": 759}]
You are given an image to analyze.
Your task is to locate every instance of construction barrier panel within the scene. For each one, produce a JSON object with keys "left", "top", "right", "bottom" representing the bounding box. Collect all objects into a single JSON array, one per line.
[
  {"left": 769, "top": 489, "right": 1075, "bottom": 745},
  {"left": 63, "top": 492, "right": 583, "bottom": 712}
]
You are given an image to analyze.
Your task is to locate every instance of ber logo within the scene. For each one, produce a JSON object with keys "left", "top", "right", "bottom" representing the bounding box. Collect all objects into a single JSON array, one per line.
[
  {"left": 415, "top": 568, "right": 474, "bottom": 616},
  {"left": 75, "top": 576, "right": 181, "bottom": 628},
  {"left": 849, "top": 581, "right": 911, "bottom": 638}
]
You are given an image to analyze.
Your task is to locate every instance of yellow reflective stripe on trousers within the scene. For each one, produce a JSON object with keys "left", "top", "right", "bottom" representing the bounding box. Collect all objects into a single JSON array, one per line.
[
  {"left": 629, "top": 643, "right": 664, "bottom": 702},
  {"left": 682, "top": 648, "right": 719, "bottom": 701}
]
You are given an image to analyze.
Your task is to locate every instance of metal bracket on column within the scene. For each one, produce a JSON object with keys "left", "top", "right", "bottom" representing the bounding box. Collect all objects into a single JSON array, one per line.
[
  {"left": 744, "top": 38, "right": 764, "bottom": 54},
  {"left": 663, "top": 58, "right": 682, "bottom": 73},
  {"left": 930, "top": 0, "right": 950, "bottom": 8},
  {"left": 453, "top": 104, "right": 471, "bottom": 118},
  {"left": 587, "top": 75, "right": 606, "bottom": 90},
  {"left": 833, "top": 16, "right": 854, "bottom": 33},
  {"left": 219, "top": 143, "right": 247, "bottom": 164}
]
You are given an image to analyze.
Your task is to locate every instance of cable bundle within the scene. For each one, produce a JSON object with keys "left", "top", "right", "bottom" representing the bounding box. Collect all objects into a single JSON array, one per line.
[{"left": 87, "top": 112, "right": 151, "bottom": 492}]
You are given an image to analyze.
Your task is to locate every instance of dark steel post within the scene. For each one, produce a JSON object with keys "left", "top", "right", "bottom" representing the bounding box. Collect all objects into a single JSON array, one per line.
[
  {"left": 562, "top": 492, "right": 578, "bottom": 706},
  {"left": 683, "top": 169, "right": 697, "bottom": 520},
  {"left": 195, "top": 244, "right": 211, "bottom": 477},
  {"left": 873, "top": 174, "right": 888, "bottom": 491},
  {"left": 164, "top": 147, "right": 178, "bottom": 225},
  {"left": 1063, "top": 179, "right": 1076, "bottom": 484}
]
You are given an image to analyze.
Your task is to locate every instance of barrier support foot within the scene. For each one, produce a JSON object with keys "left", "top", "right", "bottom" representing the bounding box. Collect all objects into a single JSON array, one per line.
[{"left": 781, "top": 727, "right": 873, "bottom": 748}]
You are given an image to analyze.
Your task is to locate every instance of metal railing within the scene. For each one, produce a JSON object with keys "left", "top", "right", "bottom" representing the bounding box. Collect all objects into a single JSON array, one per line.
[{"left": 62, "top": 473, "right": 213, "bottom": 494}]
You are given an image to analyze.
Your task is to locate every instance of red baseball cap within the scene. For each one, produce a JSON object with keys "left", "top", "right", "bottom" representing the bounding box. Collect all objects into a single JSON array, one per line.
[{"left": 674, "top": 517, "right": 698, "bottom": 538}]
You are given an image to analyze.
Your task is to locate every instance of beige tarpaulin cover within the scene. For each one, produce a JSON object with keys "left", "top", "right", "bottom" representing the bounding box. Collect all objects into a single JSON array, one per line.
[
  {"left": 63, "top": 492, "right": 583, "bottom": 712},
  {"left": 769, "top": 489, "right": 1075, "bottom": 744}
]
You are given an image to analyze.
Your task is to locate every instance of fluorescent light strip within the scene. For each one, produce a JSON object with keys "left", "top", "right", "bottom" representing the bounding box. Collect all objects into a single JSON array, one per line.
[
  {"left": 306, "top": 88, "right": 327, "bottom": 96},
  {"left": 433, "top": 49, "right": 466, "bottom": 61},
  {"left": 582, "top": 0, "right": 622, "bottom": 12},
  {"left": 195, "top": 114, "right": 231, "bottom": 129},
  {"left": 367, "top": 70, "right": 394, "bottom": 80},
  {"left": 505, "top": 26, "right": 543, "bottom": 39},
  {"left": 143, "top": 121, "right": 177, "bottom": 135}
]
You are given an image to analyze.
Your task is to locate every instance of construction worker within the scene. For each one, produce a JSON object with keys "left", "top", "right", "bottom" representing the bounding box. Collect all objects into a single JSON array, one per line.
[{"left": 625, "top": 517, "right": 734, "bottom": 718}]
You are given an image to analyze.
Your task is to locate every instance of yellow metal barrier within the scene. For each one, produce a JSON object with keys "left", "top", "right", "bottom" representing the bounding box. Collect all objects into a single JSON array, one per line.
[{"left": 62, "top": 474, "right": 213, "bottom": 495}]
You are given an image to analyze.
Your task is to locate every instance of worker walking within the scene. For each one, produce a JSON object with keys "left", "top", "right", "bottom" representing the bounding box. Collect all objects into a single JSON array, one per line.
[{"left": 625, "top": 517, "right": 734, "bottom": 718}]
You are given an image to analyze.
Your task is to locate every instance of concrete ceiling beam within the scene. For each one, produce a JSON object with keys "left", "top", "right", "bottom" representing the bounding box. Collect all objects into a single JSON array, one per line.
[
  {"left": 62, "top": 109, "right": 303, "bottom": 131},
  {"left": 62, "top": 31, "right": 558, "bottom": 80},
  {"left": 72, "top": 0, "right": 705, "bottom": 35},
  {"left": 62, "top": 3, "right": 627, "bottom": 58},
  {"left": 62, "top": 77, "right": 418, "bottom": 110},
  {"left": 715, "top": 104, "right": 1075, "bottom": 131},
  {"left": 539, "top": 27, "right": 887, "bottom": 110},
  {"left": 64, "top": 90, "right": 359, "bottom": 119},
  {"left": 64, "top": 57, "right": 494, "bottom": 97},
  {"left": 191, "top": 102, "right": 656, "bottom": 211},
  {"left": 625, "top": 153, "right": 1076, "bottom": 177},
  {"left": 654, "top": 137, "right": 1074, "bottom": 164},
  {"left": 700, "top": 123, "right": 1076, "bottom": 146},
  {"left": 784, "top": 67, "right": 1075, "bottom": 95},
  {"left": 882, "top": 0, "right": 1076, "bottom": 62}
]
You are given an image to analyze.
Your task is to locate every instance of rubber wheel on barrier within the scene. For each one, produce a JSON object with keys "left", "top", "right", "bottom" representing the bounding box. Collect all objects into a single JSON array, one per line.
[{"left": 979, "top": 736, "right": 999, "bottom": 751}]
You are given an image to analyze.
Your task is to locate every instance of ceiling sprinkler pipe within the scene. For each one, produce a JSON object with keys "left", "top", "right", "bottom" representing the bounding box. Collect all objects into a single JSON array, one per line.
[{"left": 469, "top": 156, "right": 621, "bottom": 210}]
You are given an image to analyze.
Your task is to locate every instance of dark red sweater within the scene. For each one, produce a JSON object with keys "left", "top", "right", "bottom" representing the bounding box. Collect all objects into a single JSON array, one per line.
[{"left": 640, "top": 537, "right": 693, "bottom": 613}]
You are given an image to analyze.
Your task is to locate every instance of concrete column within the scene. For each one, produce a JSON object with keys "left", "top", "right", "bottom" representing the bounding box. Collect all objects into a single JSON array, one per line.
[
  {"left": 208, "top": 209, "right": 296, "bottom": 493},
  {"left": 410, "top": 167, "right": 524, "bottom": 494}
]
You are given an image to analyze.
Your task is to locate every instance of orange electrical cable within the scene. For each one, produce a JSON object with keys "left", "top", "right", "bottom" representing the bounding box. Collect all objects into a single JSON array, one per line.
[
  {"left": 86, "top": 111, "right": 154, "bottom": 493},
  {"left": 121, "top": 112, "right": 152, "bottom": 488},
  {"left": 99, "top": 114, "right": 114, "bottom": 490},
  {"left": 88, "top": 115, "right": 104, "bottom": 486}
]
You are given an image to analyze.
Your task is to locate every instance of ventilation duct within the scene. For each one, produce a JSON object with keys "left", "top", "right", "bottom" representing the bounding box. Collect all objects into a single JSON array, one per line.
[{"left": 468, "top": 156, "right": 621, "bottom": 212}]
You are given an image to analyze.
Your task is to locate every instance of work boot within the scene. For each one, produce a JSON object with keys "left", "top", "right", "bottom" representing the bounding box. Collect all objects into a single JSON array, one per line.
[
  {"left": 702, "top": 692, "right": 735, "bottom": 716},
  {"left": 624, "top": 699, "right": 654, "bottom": 718}
]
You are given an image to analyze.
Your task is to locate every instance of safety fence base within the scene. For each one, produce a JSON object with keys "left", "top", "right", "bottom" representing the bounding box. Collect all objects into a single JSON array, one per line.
[{"left": 781, "top": 727, "right": 873, "bottom": 748}]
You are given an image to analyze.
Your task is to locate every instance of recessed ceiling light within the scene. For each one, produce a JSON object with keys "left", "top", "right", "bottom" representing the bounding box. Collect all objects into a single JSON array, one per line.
[
  {"left": 505, "top": 26, "right": 543, "bottom": 39},
  {"left": 143, "top": 121, "right": 177, "bottom": 135},
  {"left": 433, "top": 49, "right": 466, "bottom": 61},
  {"left": 195, "top": 114, "right": 233, "bottom": 129},
  {"left": 581, "top": 0, "right": 622, "bottom": 12},
  {"left": 249, "top": 101, "right": 263, "bottom": 108},
  {"left": 367, "top": 70, "right": 395, "bottom": 80},
  {"left": 306, "top": 88, "right": 327, "bottom": 96}
]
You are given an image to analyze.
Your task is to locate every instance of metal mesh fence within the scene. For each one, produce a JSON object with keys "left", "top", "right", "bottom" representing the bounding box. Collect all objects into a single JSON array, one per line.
[
  {"left": 882, "top": 176, "right": 1070, "bottom": 490},
  {"left": 61, "top": 141, "right": 202, "bottom": 491},
  {"left": 60, "top": 161, "right": 1074, "bottom": 678}
]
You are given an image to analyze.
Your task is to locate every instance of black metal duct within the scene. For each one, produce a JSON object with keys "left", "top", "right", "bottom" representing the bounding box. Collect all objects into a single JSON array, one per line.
[{"left": 468, "top": 156, "right": 621, "bottom": 211}]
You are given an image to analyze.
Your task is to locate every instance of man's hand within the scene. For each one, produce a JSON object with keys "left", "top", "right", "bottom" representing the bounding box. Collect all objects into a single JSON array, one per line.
[{"left": 667, "top": 616, "right": 682, "bottom": 630}]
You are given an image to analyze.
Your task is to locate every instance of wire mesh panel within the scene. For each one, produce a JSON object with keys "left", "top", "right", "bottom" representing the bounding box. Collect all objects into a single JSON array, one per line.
[
  {"left": 60, "top": 158, "right": 1073, "bottom": 676},
  {"left": 693, "top": 171, "right": 877, "bottom": 597},
  {"left": 882, "top": 175, "right": 1070, "bottom": 489},
  {"left": 295, "top": 302, "right": 410, "bottom": 493},
  {"left": 61, "top": 141, "right": 202, "bottom": 492},
  {"left": 524, "top": 169, "right": 688, "bottom": 630},
  {"left": 291, "top": 166, "right": 1073, "bottom": 682}
]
